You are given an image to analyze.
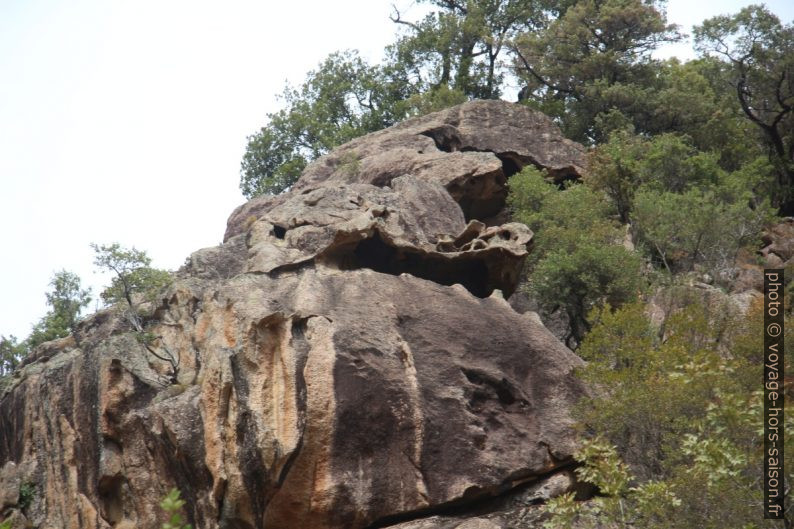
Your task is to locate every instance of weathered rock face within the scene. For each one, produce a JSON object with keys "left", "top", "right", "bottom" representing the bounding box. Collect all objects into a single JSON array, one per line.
[
  {"left": 0, "top": 100, "right": 587, "bottom": 529},
  {"left": 226, "top": 99, "right": 586, "bottom": 240}
]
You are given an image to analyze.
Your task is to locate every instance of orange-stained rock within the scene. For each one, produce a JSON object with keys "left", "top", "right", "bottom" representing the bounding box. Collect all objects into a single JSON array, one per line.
[{"left": 0, "top": 100, "right": 587, "bottom": 529}]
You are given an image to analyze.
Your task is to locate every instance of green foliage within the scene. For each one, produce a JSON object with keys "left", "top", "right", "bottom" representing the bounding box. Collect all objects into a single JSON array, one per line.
[
  {"left": 240, "top": 50, "right": 417, "bottom": 197},
  {"left": 508, "top": 167, "right": 617, "bottom": 253},
  {"left": 160, "top": 488, "right": 192, "bottom": 529},
  {"left": 1, "top": 270, "right": 90, "bottom": 379},
  {"left": 18, "top": 481, "right": 35, "bottom": 510},
  {"left": 632, "top": 187, "right": 772, "bottom": 278},
  {"left": 92, "top": 243, "right": 171, "bottom": 307},
  {"left": 547, "top": 300, "right": 794, "bottom": 528},
  {"left": 513, "top": 0, "right": 681, "bottom": 143},
  {"left": 532, "top": 242, "right": 642, "bottom": 345},
  {"left": 585, "top": 131, "right": 648, "bottom": 222},
  {"left": 240, "top": 1, "right": 555, "bottom": 198},
  {"left": 695, "top": 5, "right": 794, "bottom": 209},
  {"left": 544, "top": 438, "right": 680, "bottom": 529},
  {"left": 586, "top": 130, "right": 766, "bottom": 219},
  {"left": 27, "top": 270, "right": 91, "bottom": 349},
  {"left": 0, "top": 335, "right": 26, "bottom": 377},
  {"left": 92, "top": 242, "right": 179, "bottom": 383},
  {"left": 508, "top": 167, "right": 642, "bottom": 345},
  {"left": 395, "top": 85, "right": 468, "bottom": 117},
  {"left": 390, "top": 0, "right": 542, "bottom": 99}
]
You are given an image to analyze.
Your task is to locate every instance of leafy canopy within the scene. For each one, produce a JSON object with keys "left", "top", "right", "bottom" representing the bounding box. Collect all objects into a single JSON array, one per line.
[
  {"left": 695, "top": 5, "right": 794, "bottom": 211},
  {"left": 513, "top": 0, "right": 681, "bottom": 143},
  {"left": 508, "top": 167, "right": 642, "bottom": 346},
  {"left": 26, "top": 270, "right": 92, "bottom": 349},
  {"left": 92, "top": 243, "right": 171, "bottom": 308},
  {"left": 240, "top": 50, "right": 417, "bottom": 197},
  {"left": 544, "top": 299, "right": 794, "bottom": 528}
]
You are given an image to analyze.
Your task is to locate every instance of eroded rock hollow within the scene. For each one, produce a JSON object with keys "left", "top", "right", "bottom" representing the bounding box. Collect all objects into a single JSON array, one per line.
[{"left": 0, "top": 100, "right": 588, "bottom": 529}]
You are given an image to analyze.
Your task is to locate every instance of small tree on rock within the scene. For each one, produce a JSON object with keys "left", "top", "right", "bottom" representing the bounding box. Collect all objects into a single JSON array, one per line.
[
  {"left": 92, "top": 243, "right": 178, "bottom": 383},
  {"left": 0, "top": 335, "right": 26, "bottom": 377},
  {"left": 27, "top": 270, "right": 92, "bottom": 349}
]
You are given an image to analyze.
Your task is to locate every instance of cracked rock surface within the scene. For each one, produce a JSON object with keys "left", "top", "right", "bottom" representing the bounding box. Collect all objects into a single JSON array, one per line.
[{"left": 0, "top": 100, "right": 587, "bottom": 529}]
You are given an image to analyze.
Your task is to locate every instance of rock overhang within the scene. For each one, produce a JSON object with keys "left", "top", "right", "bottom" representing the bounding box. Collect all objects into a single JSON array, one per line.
[{"left": 244, "top": 177, "right": 533, "bottom": 298}]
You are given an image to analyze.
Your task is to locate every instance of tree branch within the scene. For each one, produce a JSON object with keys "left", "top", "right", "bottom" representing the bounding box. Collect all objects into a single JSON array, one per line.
[{"left": 390, "top": 5, "right": 420, "bottom": 31}]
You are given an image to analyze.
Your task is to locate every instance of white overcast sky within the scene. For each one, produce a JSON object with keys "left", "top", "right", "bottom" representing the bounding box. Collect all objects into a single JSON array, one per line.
[{"left": 1, "top": 0, "right": 792, "bottom": 340}]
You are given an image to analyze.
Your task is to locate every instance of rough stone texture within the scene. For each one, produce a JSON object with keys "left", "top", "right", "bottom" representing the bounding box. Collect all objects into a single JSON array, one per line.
[
  {"left": 0, "top": 100, "right": 588, "bottom": 529},
  {"left": 383, "top": 470, "right": 579, "bottom": 529},
  {"left": 0, "top": 462, "right": 19, "bottom": 511},
  {"left": 225, "top": 99, "right": 586, "bottom": 240},
  {"left": 761, "top": 218, "right": 794, "bottom": 265},
  {"left": 245, "top": 177, "right": 532, "bottom": 297},
  {"left": 224, "top": 194, "right": 288, "bottom": 243},
  {"left": 732, "top": 218, "right": 794, "bottom": 294}
]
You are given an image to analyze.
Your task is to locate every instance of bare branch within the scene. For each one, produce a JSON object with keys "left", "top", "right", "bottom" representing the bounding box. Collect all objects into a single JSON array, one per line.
[{"left": 390, "top": 5, "right": 420, "bottom": 31}]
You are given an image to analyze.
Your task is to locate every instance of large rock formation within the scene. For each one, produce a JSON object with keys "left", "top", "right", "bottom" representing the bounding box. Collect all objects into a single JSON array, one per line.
[{"left": 0, "top": 100, "right": 587, "bottom": 529}]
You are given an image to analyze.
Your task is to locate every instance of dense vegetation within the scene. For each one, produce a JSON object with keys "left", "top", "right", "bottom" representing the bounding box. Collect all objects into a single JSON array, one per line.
[{"left": 240, "top": 1, "right": 792, "bottom": 212}]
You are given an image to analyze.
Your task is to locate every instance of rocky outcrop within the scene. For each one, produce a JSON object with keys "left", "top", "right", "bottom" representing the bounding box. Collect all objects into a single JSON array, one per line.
[
  {"left": 226, "top": 100, "right": 586, "bottom": 240},
  {"left": 0, "top": 101, "right": 588, "bottom": 529}
]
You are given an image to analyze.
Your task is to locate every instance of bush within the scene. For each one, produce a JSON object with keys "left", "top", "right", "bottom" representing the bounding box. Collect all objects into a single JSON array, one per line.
[
  {"left": 548, "top": 299, "right": 794, "bottom": 528},
  {"left": 632, "top": 187, "right": 772, "bottom": 280},
  {"left": 532, "top": 243, "right": 642, "bottom": 346},
  {"left": 92, "top": 243, "right": 179, "bottom": 383},
  {"left": 508, "top": 167, "right": 642, "bottom": 346}
]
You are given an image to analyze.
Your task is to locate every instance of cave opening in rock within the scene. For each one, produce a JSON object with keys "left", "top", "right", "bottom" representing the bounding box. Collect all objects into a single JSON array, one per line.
[
  {"left": 331, "top": 232, "right": 493, "bottom": 298},
  {"left": 496, "top": 154, "right": 523, "bottom": 179},
  {"left": 454, "top": 152, "right": 527, "bottom": 224},
  {"left": 272, "top": 225, "right": 287, "bottom": 239},
  {"left": 98, "top": 474, "right": 125, "bottom": 525},
  {"left": 420, "top": 126, "right": 462, "bottom": 153}
]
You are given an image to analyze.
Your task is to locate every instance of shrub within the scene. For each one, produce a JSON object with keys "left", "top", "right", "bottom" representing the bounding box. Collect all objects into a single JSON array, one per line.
[
  {"left": 548, "top": 300, "right": 794, "bottom": 528},
  {"left": 160, "top": 488, "right": 192, "bottom": 529},
  {"left": 632, "top": 187, "right": 772, "bottom": 279},
  {"left": 508, "top": 167, "right": 642, "bottom": 346}
]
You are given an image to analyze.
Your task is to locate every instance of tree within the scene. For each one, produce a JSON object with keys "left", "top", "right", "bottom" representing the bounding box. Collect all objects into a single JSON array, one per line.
[
  {"left": 632, "top": 187, "right": 771, "bottom": 279},
  {"left": 508, "top": 167, "right": 642, "bottom": 346},
  {"left": 92, "top": 243, "right": 178, "bottom": 383},
  {"left": 0, "top": 335, "right": 26, "bottom": 377},
  {"left": 512, "top": 0, "right": 681, "bottom": 143},
  {"left": 27, "top": 270, "right": 91, "bottom": 349},
  {"left": 532, "top": 241, "right": 642, "bottom": 346},
  {"left": 390, "top": 0, "right": 544, "bottom": 99},
  {"left": 240, "top": 50, "right": 416, "bottom": 197},
  {"left": 587, "top": 131, "right": 727, "bottom": 222},
  {"left": 694, "top": 5, "right": 794, "bottom": 212},
  {"left": 544, "top": 300, "right": 794, "bottom": 528},
  {"left": 240, "top": 2, "right": 556, "bottom": 198}
]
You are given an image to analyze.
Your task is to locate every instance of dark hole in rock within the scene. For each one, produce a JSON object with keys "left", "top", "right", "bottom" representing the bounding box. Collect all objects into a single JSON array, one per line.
[
  {"left": 331, "top": 232, "right": 493, "bottom": 298},
  {"left": 458, "top": 173, "right": 507, "bottom": 222},
  {"left": 553, "top": 172, "right": 580, "bottom": 190},
  {"left": 454, "top": 151, "right": 525, "bottom": 223},
  {"left": 273, "top": 225, "right": 287, "bottom": 239},
  {"left": 98, "top": 474, "right": 125, "bottom": 525},
  {"left": 496, "top": 154, "right": 523, "bottom": 179},
  {"left": 463, "top": 369, "right": 517, "bottom": 406},
  {"left": 421, "top": 126, "right": 462, "bottom": 153}
]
